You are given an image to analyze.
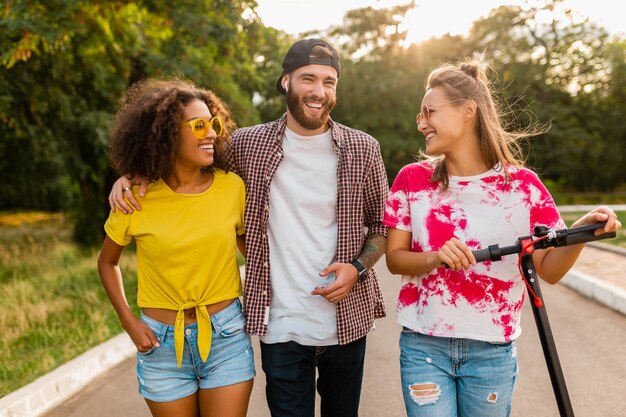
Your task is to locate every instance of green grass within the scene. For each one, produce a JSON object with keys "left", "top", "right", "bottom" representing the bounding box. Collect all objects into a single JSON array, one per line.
[
  {"left": 560, "top": 211, "right": 626, "bottom": 248},
  {"left": 0, "top": 217, "right": 138, "bottom": 397}
]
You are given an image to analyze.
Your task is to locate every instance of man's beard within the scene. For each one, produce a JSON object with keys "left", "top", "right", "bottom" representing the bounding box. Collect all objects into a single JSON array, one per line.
[{"left": 286, "top": 88, "right": 335, "bottom": 131}]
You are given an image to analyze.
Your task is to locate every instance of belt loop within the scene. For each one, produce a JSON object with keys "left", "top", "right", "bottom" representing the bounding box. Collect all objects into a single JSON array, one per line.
[
  {"left": 158, "top": 321, "right": 169, "bottom": 344},
  {"left": 211, "top": 314, "right": 219, "bottom": 334}
]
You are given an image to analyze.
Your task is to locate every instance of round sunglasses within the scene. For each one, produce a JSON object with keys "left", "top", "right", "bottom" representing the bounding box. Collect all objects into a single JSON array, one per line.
[
  {"left": 181, "top": 116, "right": 223, "bottom": 139},
  {"left": 416, "top": 99, "right": 466, "bottom": 125}
]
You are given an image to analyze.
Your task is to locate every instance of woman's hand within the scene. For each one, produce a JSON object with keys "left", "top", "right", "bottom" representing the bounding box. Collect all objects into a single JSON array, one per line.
[
  {"left": 386, "top": 228, "right": 476, "bottom": 276},
  {"left": 534, "top": 206, "right": 621, "bottom": 284},
  {"left": 437, "top": 238, "right": 476, "bottom": 272},
  {"left": 122, "top": 316, "right": 160, "bottom": 353},
  {"left": 571, "top": 206, "right": 622, "bottom": 235},
  {"left": 108, "top": 176, "right": 149, "bottom": 214}
]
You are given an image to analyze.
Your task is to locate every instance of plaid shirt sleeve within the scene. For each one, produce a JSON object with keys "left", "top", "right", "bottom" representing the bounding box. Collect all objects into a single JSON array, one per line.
[
  {"left": 229, "top": 120, "right": 282, "bottom": 338},
  {"left": 363, "top": 138, "right": 388, "bottom": 239},
  {"left": 331, "top": 121, "right": 388, "bottom": 343}
]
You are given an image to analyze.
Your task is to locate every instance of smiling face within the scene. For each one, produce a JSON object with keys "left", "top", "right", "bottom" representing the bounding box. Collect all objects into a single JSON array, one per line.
[
  {"left": 417, "top": 87, "right": 468, "bottom": 157},
  {"left": 284, "top": 64, "right": 337, "bottom": 135},
  {"left": 177, "top": 99, "right": 216, "bottom": 169}
]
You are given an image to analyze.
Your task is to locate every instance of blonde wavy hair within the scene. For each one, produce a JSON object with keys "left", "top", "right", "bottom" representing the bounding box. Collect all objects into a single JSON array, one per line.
[{"left": 421, "top": 60, "right": 542, "bottom": 190}]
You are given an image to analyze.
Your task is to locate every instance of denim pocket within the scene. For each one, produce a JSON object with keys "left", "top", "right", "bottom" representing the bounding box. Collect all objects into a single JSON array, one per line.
[
  {"left": 138, "top": 345, "right": 158, "bottom": 355},
  {"left": 219, "top": 310, "right": 245, "bottom": 337},
  {"left": 487, "top": 340, "right": 514, "bottom": 348},
  {"left": 138, "top": 312, "right": 169, "bottom": 355}
]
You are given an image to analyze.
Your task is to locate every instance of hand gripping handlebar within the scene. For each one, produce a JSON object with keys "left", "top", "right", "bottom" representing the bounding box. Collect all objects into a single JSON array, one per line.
[{"left": 471, "top": 222, "right": 616, "bottom": 263}]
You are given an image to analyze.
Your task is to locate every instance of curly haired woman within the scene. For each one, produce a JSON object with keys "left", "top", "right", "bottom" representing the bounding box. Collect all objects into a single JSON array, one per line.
[{"left": 97, "top": 79, "right": 254, "bottom": 417}]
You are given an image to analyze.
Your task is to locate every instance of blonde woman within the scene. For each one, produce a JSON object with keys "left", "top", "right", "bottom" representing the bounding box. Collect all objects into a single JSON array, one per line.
[{"left": 384, "top": 61, "right": 621, "bottom": 417}]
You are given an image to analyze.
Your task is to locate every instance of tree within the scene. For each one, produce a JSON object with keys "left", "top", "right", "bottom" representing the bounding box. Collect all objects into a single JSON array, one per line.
[
  {"left": 0, "top": 0, "right": 282, "bottom": 244},
  {"left": 465, "top": 0, "right": 620, "bottom": 190},
  {"left": 325, "top": 0, "right": 624, "bottom": 191},
  {"left": 328, "top": 1, "right": 414, "bottom": 58},
  {"left": 1, "top": 1, "right": 136, "bottom": 238},
  {"left": 325, "top": 2, "right": 475, "bottom": 182}
]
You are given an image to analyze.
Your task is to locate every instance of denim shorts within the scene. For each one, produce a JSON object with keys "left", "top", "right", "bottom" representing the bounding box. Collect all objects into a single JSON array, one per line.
[
  {"left": 136, "top": 298, "right": 255, "bottom": 402},
  {"left": 400, "top": 329, "right": 518, "bottom": 417}
]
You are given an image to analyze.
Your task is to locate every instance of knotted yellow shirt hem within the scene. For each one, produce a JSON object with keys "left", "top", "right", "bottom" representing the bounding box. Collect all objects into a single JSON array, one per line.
[{"left": 174, "top": 303, "right": 212, "bottom": 368}]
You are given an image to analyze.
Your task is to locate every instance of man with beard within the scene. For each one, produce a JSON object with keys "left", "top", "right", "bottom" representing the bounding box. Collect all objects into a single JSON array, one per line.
[
  {"left": 108, "top": 38, "right": 389, "bottom": 417},
  {"left": 231, "top": 38, "right": 388, "bottom": 417}
]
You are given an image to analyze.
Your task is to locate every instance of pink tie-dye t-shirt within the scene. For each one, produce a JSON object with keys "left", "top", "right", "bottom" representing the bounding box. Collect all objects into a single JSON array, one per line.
[{"left": 384, "top": 162, "right": 565, "bottom": 342}]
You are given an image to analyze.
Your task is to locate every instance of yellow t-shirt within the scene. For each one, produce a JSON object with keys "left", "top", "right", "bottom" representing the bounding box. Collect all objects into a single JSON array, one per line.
[{"left": 104, "top": 169, "right": 245, "bottom": 367}]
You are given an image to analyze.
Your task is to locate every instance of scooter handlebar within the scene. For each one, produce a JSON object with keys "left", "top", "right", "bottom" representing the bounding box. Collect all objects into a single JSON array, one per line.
[
  {"left": 445, "top": 222, "right": 616, "bottom": 268},
  {"left": 469, "top": 222, "right": 615, "bottom": 264}
]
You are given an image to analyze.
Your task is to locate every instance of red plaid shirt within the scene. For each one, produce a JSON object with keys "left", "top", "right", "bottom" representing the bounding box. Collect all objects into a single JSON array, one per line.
[{"left": 226, "top": 114, "right": 388, "bottom": 344}]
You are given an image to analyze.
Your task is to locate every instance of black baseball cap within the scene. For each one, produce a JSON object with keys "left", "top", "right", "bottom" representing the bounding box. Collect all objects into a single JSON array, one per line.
[{"left": 275, "top": 38, "right": 341, "bottom": 95}]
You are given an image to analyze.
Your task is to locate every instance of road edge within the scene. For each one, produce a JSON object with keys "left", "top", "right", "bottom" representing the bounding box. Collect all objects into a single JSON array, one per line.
[
  {"left": 0, "top": 334, "right": 134, "bottom": 417},
  {"left": 561, "top": 269, "right": 626, "bottom": 316}
]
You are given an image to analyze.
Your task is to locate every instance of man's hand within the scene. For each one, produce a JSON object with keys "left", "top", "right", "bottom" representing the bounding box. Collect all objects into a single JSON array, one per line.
[
  {"left": 311, "top": 262, "right": 360, "bottom": 304},
  {"left": 108, "top": 176, "right": 149, "bottom": 214}
]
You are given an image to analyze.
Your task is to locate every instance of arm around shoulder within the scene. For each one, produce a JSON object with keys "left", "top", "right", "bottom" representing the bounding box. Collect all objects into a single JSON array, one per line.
[{"left": 108, "top": 176, "right": 149, "bottom": 214}]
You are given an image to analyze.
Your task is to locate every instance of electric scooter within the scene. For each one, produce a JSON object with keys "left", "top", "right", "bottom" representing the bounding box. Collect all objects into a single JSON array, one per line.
[{"left": 468, "top": 221, "right": 616, "bottom": 417}]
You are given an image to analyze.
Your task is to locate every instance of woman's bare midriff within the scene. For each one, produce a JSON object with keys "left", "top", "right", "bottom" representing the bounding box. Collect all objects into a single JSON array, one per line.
[{"left": 142, "top": 298, "right": 236, "bottom": 325}]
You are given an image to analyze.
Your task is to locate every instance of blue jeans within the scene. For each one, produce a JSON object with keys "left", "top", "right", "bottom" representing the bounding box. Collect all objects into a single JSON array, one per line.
[
  {"left": 260, "top": 337, "right": 367, "bottom": 417},
  {"left": 400, "top": 329, "right": 518, "bottom": 417}
]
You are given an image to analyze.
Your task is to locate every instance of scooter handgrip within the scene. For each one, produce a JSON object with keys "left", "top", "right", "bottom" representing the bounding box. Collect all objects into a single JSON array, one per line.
[
  {"left": 473, "top": 248, "right": 493, "bottom": 263},
  {"left": 566, "top": 231, "right": 616, "bottom": 246}
]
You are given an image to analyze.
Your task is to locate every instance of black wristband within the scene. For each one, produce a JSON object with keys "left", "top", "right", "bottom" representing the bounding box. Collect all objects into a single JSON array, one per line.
[{"left": 352, "top": 259, "right": 368, "bottom": 282}]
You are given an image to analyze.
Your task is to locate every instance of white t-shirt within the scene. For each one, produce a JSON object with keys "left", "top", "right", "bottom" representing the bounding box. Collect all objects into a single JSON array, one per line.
[
  {"left": 261, "top": 127, "right": 339, "bottom": 345},
  {"left": 384, "top": 162, "right": 565, "bottom": 342}
]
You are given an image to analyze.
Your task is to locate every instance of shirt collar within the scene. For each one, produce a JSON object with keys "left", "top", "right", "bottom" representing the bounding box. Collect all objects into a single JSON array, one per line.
[{"left": 275, "top": 113, "right": 343, "bottom": 152}]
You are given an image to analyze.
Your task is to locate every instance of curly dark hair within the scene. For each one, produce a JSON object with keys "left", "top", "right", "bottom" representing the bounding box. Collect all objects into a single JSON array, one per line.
[{"left": 108, "top": 78, "right": 236, "bottom": 181}]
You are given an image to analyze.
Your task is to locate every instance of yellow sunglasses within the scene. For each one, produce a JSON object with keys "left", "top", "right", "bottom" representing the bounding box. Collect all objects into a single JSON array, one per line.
[{"left": 181, "top": 116, "right": 223, "bottom": 139}]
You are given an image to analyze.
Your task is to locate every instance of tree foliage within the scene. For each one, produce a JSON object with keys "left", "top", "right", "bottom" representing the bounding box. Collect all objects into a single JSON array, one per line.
[
  {"left": 326, "top": 0, "right": 625, "bottom": 190},
  {"left": 465, "top": 0, "right": 623, "bottom": 190},
  {"left": 1, "top": 0, "right": 624, "bottom": 247},
  {"left": 0, "top": 0, "right": 284, "bottom": 244}
]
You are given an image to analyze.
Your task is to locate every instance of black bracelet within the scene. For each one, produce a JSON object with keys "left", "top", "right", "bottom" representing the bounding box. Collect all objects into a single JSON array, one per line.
[{"left": 352, "top": 259, "right": 368, "bottom": 282}]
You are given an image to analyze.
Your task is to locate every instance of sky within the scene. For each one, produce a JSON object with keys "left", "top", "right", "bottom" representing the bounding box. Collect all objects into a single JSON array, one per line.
[{"left": 255, "top": 0, "right": 623, "bottom": 44}]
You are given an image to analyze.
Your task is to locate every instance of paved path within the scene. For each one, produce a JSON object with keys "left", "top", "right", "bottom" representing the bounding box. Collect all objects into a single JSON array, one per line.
[
  {"left": 41, "top": 246, "right": 626, "bottom": 417},
  {"left": 570, "top": 243, "right": 626, "bottom": 292}
]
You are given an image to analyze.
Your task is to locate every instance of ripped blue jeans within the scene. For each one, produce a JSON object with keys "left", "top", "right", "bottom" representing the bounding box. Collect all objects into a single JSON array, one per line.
[{"left": 399, "top": 329, "right": 518, "bottom": 417}]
